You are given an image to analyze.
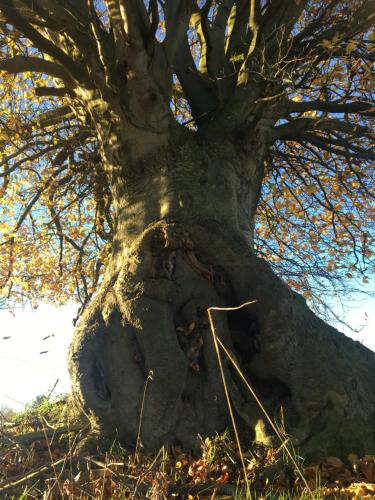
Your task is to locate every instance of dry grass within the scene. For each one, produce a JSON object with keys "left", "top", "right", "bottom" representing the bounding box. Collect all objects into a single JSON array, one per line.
[{"left": 1, "top": 396, "right": 375, "bottom": 499}]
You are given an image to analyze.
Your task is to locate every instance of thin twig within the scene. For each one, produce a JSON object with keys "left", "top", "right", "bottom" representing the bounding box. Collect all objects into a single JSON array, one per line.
[
  {"left": 46, "top": 379, "right": 59, "bottom": 400},
  {"left": 0, "top": 458, "right": 66, "bottom": 492}
]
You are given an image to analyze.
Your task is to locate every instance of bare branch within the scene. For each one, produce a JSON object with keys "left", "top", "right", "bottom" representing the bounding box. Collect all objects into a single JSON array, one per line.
[
  {"left": 196, "top": 0, "right": 234, "bottom": 100},
  {"left": 272, "top": 117, "right": 372, "bottom": 141},
  {"left": 163, "top": 0, "right": 194, "bottom": 62},
  {"left": 292, "top": 0, "right": 340, "bottom": 44},
  {"left": 34, "top": 86, "right": 74, "bottom": 97},
  {"left": 117, "top": 0, "right": 150, "bottom": 48},
  {"left": 282, "top": 99, "right": 374, "bottom": 117},
  {"left": 225, "top": 0, "right": 249, "bottom": 63},
  {"left": 37, "top": 105, "right": 75, "bottom": 128},
  {"left": 104, "top": 0, "right": 129, "bottom": 61},
  {"left": 174, "top": 35, "right": 217, "bottom": 123},
  {"left": 212, "top": 0, "right": 234, "bottom": 49},
  {"left": 162, "top": 0, "right": 218, "bottom": 121},
  {"left": 0, "top": 0, "right": 90, "bottom": 84},
  {"left": 0, "top": 55, "right": 74, "bottom": 84},
  {"left": 260, "top": 0, "right": 308, "bottom": 42},
  {"left": 149, "top": 0, "right": 158, "bottom": 39}
]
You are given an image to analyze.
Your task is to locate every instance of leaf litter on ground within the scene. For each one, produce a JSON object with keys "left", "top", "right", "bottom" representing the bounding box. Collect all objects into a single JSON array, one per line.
[
  {"left": 1, "top": 431, "right": 375, "bottom": 497},
  {"left": 0, "top": 401, "right": 374, "bottom": 498}
]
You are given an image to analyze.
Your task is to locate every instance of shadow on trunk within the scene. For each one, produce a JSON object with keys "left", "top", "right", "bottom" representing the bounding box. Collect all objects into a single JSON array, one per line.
[{"left": 68, "top": 221, "right": 375, "bottom": 459}]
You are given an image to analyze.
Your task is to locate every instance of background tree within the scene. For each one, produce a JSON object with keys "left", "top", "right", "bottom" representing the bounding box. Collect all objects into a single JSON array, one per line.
[{"left": 0, "top": 0, "right": 374, "bottom": 458}]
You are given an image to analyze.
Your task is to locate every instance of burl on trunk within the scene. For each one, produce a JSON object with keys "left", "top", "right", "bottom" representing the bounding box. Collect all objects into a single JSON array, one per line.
[{"left": 68, "top": 133, "right": 375, "bottom": 459}]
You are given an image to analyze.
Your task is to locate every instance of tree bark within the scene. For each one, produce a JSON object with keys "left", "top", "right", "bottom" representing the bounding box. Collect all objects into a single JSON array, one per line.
[{"left": 68, "top": 132, "right": 375, "bottom": 459}]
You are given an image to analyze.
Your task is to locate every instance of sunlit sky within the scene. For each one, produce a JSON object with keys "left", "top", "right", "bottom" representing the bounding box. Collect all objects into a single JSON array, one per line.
[{"left": 0, "top": 297, "right": 374, "bottom": 411}]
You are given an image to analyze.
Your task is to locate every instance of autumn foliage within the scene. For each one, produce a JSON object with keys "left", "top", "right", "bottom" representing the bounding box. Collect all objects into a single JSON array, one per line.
[{"left": 0, "top": 0, "right": 374, "bottom": 318}]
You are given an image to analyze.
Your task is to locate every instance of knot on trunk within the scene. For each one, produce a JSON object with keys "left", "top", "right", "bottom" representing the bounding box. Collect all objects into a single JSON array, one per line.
[{"left": 152, "top": 223, "right": 214, "bottom": 281}]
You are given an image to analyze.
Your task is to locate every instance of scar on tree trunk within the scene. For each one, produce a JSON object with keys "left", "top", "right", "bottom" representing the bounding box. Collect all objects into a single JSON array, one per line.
[{"left": 68, "top": 221, "right": 375, "bottom": 459}]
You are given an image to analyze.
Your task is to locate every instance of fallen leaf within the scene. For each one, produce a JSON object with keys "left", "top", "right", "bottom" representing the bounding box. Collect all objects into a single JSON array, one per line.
[{"left": 218, "top": 471, "right": 230, "bottom": 483}]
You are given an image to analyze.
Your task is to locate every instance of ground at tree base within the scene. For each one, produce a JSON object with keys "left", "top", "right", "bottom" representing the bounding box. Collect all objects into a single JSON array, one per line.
[{"left": 0, "top": 398, "right": 374, "bottom": 499}]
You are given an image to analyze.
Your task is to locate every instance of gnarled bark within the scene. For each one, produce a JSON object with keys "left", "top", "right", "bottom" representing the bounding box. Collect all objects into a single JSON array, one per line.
[{"left": 68, "top": 136, "right": 375, "bottom": 459}]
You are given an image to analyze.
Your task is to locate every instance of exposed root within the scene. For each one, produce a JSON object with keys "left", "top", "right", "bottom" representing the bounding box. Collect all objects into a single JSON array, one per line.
[{"left": 68, "top": 222, "right": 375, "bottom": 458}]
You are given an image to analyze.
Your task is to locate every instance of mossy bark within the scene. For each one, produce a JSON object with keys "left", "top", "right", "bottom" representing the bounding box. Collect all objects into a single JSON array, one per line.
[{"left": 68, "top": 134, "right": 375, "bottom": 459}]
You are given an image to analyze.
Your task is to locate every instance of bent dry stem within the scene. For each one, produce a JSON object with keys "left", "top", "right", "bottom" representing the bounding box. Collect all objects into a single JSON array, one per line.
[{"left": 207, "top": 301, "right": 314, "bottom": 498}]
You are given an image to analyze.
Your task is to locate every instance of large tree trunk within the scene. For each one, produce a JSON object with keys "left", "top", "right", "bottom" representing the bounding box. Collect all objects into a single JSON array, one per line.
[{"left": 68, "top": 132, "right": 375, "bottom": 459}]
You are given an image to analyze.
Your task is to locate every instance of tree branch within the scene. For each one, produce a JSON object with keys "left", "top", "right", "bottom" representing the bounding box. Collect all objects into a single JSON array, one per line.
[
  {"left": 212, "top": 0, "right": 234, "bottom": 51},
  {"left": 272, "top": 117, "right": 372, "bottom": 140},
  {"left": 260, "top": 0, "right": 308, "bottom": 42},
  {"left": 148, "top": 0, "right": 158, "bottom": 40},
  {"left": 118, "top": 0, "right": 149, "bottom": 48},
  {"left": 292, "top": 0, "right": 340, "bottom": 44},
  {"left": 163, "top": 0, "right": 218, "bottom": 123},
  {"left": 197, "top": 0, "right": 234, "bottom": 101},
  {"left": 0, "top": 55, "right": 74, "bottom": 84},
  {"left": 163, "top": 0, "right": 194, "bottom": 62},
  {"left": 0, "top": 0, "right": 90, "bottom": 84},
  {"left": 104, "top": 0, "right": 128, "bottom": 61},
  {"left": 282, "top": 99, "right": 375, "bottom": 117},
  {"left": 299, "top": 133, "right": 375, "bottom": 161},
  {"left": 174, "top": 35, "right": 217, "bottom": 124},
  {"left": 13, "top": 165, "right": 67, "bottom": 233},
  {"left": 37, "top": 105, "right": 74, "bottom": 128},
  {"left": 34, "top": 86, "right": 74, "bottom": 97},
  {"left": 291, "top": 0, "right": 375, "bottom": 60},
  {"left": 0, "top": 143, "right": 65, "bottom": 178},
  {"left": 225, "top": 0, "right": 249, "bottom": 64}
]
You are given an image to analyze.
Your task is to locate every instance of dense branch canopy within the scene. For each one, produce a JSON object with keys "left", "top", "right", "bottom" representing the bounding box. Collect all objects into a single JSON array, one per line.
[{"left": 0, "top": 0, "right": 374, "bottom": 319}]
